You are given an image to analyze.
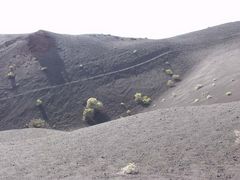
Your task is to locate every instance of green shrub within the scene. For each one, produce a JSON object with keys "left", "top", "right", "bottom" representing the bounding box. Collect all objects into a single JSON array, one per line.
[
  {"left": 134, "top": 93, "right": 142, "bottom": 103},
  {"left": 172, "top": 74, "right": 181, "bottom": 81},
  {"left": 95, "top": 101, "right": 103, "bottom": 110},
  {"left": 86, "top": 97, "right": 97, "bottom": 107},
  {"left": 142, "top": 96, "right": 151, "bottom": 105},
  {"left": 35, "top": 99, "right": 43, "bottom": 107},
  {"left": 165, "top": 69, "right": 173, "bottom": 76},
  {"left": 27, "top": 119, "right": 47, "bottom": 128},
  {"left": 83, "top": 108, "right": 95, "bottom": 121},
  {"left": 134, "top": 93, "right": 151, "bottom": 106},
  {"left": 83, "top": 97, "right": 103, "bottom": 121},
  {"left": 7, "top": 71, "right": 15, "bottom": 79},
  {"left": 86, "top": 97, "right": 103, "bottom": 110},
  {"left": 166, "top": 80, "right": 175, "bottom": 87}
]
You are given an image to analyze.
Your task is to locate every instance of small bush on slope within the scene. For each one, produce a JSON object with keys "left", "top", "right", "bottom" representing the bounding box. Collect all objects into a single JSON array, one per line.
[
  {"left": 86, "top": 97, "right": 103, "bottom": 110},
  {"left": 172, "top": 74, "right": 181, "bottom": 81},
  {"left": 166, "top": 80, "right": 175, "bottom": 87},
  {"left": 142, "top": 95, "right": 152, "bottom": 105},
  {"left": 35, "top": 98, "right": 43, "bottom": 107},
  {"left": 82, "top": 108, "right": 95, "bottom": 121},
  {"left": 165, "top": 69, "right": 173, "bottom": 76},
  {"left": 27, "top": 119, "right": 48, "bottom": 128},
  {"left": 134, "top": 93, "right": 143, "bottom": 103},
  {"left": 6, "top": 71, "right": 15, "bottom": 79},
  {"left": 6, "top": 67, "right": 17, "bottom": 89},
  {"left": 83, "top": 97, "right": 104, "bottom": 122},
  {"left": 134, "top": 93, "right": 151, "bottom": 106}
]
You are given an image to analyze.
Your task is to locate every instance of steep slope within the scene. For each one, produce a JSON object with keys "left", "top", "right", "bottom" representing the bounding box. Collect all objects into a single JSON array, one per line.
[
  {"left": 151, "top": 29, "right": 240, "bottom": 110},
  {"left": 1, "top": 101, "right": 240, "bottom": 179},
  {"left": 1, "top": 22, "right": 240, "bottom": 130},
  {"left": 0, "top": 31, "right": 177, "bottom": 130}
]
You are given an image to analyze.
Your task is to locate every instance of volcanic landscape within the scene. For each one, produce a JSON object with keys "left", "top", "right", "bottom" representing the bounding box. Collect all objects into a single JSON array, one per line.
[{"left": 1, "top": 22, "right": 240, "bottom": 179}]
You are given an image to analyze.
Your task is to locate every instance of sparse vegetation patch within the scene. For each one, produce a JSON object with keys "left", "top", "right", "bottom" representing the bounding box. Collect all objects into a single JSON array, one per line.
[
  {"left": 166, "top": 80, "right": 175, "bottom": 87},
  {"left": 172, "top": 74, "right": 181, "bottom": 81},
  {"left": 7, "top": 71, "right": 15, "bottom": 79},
  {"left": 134, "top": 93, "right": 143, "bottom": 103},
  {"left": 35, "top": 98, "right": 43, "bottom": 107},
  {"left": 83, "top": 97, "right": 104, "bottom": 122},
  {"left": 83, "top": 108, "right": 95, "bottom": 121},
  {"left": 165, "top": 69, "right": 173, "bottom": 76},
  {"left": 26, "top": 118, "right": 48, "bottom": 128},
  {"left": 134, "top": 93, "right": 151, "bottom": 106},
  {"left": 86, "top": 97, "right": 103, "bottom": 110},
  {"left": 6, "top": 66, "right": 17, "bottom": 89}
]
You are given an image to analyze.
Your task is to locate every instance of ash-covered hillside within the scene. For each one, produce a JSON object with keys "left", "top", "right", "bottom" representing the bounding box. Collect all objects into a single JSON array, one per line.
[{"left": 1, "top": 22, "right": 240, "bottom": 130}]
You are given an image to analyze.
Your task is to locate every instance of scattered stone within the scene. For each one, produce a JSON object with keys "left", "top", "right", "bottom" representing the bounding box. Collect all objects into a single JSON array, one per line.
[
  {"left": 226, "top": 91, "right": 232, "bottom": 96},
  {"left": 165, "top": 61, "right": 170, "bottom": 65},
  {"left": 195, "top": 84, "right": 204, "bottom": 90},
  {"left": 231, "top": 79, "right": 235, "bottom": 82},
  {"left": 133, "top": 50, "right": 137, "bottom": 54},
  {"left": 40, "top": 67, "right": 47, "bottom": 71},
  {"left": 213, "top": 78, "right": 217, "bottom": 82},
  {"left": 212, "top": 83, "right": 216, "bottom": 87},
  {"left": 202, "top": 91, "right": 209, "bottom": 96},
  {"left": 120, "top": 102, "right": 128, "bottom": 109},
  {"left": 126, "top": 110, "right": 131, "bottom": 116},
  {"left": 161, "top": 98, "right": 165, "bottom": 102},
  {"left": 172, "top": 93, "right": 177, "bottom": 97},
  {"left": 120, "top": 102, "right": 125, "bottom": 106},
  {"left": 193, "top": 99, "right": 199, "bottom": 103},
  {"left": 32, "top": 57, "right": 37, "bottom": 61},
  {"left": 120, "top": 163, "right": 138, "bottom": 175},
  {"left": 234, "top": 130, "right": 240, "bottom": 144},
  {"left": 206, "top": 95, "right": 212, "bottom": 99},
  {"left": 9, "top": 65, "right": 15, "bottom": 71}
]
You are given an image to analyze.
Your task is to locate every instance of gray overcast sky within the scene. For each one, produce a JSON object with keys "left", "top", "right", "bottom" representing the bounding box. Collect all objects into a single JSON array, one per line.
[{"left": 0, "top": 0, "right": 239, "bottom": 39}]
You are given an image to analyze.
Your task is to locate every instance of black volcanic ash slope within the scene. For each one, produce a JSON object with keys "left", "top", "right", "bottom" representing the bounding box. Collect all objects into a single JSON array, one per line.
[
  {"left": 1, "top": 101, "right": 240, "bottom": 179},
  {"left": 1, "top": 22, "right": 240, "bottom": 130}
]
